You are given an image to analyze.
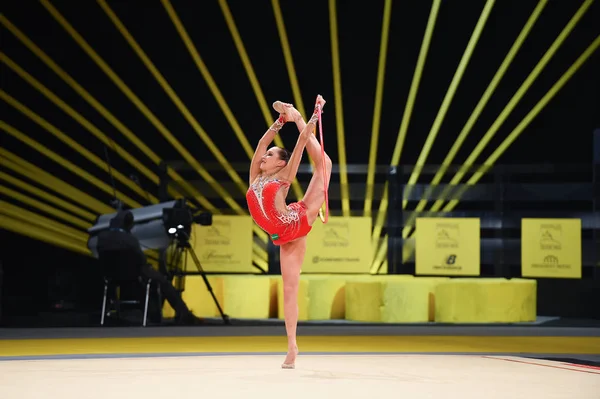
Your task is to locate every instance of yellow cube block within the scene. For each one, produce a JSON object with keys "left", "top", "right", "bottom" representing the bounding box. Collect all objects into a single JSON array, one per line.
[
  {"left": 382, "top": 278, "right": 448, "bottom": 323},
  {"left": 344, "top": 276, "right": 446, "bottom": 323},
  {"left": 345, "top": 281, "right": 383, "bottom": 322},
  {"left": 503, "top": 278, "right": 537, "bottom": 322},
  {"left": 162, "top": 274, "right": 272, "bottom": 319},
  {"left": 162, "top": 275, "right": 223, "bottom": 318},
  {"left": 345, "top": 274, "right": 414, "bottom": 322},
  {"left": 221, "top": 275, "right": 271, "bottom": 319},
  {"left": 435, "top": 278, "right": 537, "bottom": 323},
  {"left": 305, "top": 275, "right": 347, "bottom": 320}
]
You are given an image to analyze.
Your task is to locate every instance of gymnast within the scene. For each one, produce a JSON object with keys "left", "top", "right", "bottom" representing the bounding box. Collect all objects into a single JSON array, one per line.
[{"left": 246, "top": 95, "right": 332, "bottom": 369}]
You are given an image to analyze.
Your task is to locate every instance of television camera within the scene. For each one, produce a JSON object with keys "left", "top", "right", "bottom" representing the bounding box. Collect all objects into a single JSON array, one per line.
[{"left": 87, "top": 199, "right": 229, "bottom": 323}]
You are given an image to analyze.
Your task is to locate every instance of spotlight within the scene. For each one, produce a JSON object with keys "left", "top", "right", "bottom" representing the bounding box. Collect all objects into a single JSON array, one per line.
[
  {"left": 162, "top": 200, "right": 212, "bottom": 242},
  {"left": 162, "top": 203, "right": 192, "bottom": 239}
]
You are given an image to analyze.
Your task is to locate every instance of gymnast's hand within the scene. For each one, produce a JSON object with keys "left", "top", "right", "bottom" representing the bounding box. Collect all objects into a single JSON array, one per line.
[{"left": 315, "top": 95, "right": 326, "bottom": 111}]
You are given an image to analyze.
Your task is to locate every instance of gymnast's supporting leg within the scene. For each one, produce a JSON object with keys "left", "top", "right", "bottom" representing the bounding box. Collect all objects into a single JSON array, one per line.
[{"left": 279, "top": 236, "right": 306, "bottom": 368}]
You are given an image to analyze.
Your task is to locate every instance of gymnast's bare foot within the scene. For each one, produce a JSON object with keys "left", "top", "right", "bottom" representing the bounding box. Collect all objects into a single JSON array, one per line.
[
  {"left": 281, "top": 345, "right": 298, "bottom": 369},
  {"left": 286, "top": 107, "right": 302, "bottom": 123},
  {"left": 272, "top": 100, "right": 293, "bottom": 114},
  {"left": 274, "top": 101, "right": 301, "bottom": 123}
]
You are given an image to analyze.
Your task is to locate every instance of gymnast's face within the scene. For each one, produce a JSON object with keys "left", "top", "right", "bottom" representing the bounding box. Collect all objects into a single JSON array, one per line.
[{"left": 260, "top": 147, "right": 287, "bottom": 172}]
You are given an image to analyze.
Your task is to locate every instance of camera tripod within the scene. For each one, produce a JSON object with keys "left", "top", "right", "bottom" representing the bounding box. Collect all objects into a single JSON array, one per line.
[{"left": 166, "top": 238, "right": 230, "bottom": 325}]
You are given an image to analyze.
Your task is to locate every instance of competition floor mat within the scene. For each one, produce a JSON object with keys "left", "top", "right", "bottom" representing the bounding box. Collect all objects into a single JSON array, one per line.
[
  {"left": 1, "top": 326, "right": 599, "bottom": 398},
  {"left": 1, "top": 353, "right": 599, "bottom": 399}
]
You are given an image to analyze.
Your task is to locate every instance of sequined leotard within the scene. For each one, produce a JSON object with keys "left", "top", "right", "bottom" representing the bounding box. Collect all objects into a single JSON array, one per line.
[{"left": 246, "top": 175, "right": 312, "bottom": 246}]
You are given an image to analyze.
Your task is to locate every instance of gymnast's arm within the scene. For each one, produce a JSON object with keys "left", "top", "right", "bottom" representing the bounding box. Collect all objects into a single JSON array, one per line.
[
  {"left": 286, "top": 95, "right": 325, "bottom": 136},
  {"left": 249, "top": 116, "right": 286, "bottom": 185},
  {"left": 289, "top": 110, "right": 307, "bottom": 134}
]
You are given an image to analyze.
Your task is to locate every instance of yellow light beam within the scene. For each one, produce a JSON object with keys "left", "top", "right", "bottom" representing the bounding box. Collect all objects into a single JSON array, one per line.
[
  {"left": 270, "top": 0, "right": 320, "bottom": 205},
  {"left": 427, "top": 0, "right": 593, "bottom": 215},
  {"left": 217, "top": 0, "right": 279, "bottom": 127},
  {"left": 269, "top": 0, "right": 324, "bottom": 213},
  {"left": 0, "top": 171, "right": 96, "bottom": 221},
  {"left": 329, "top": 0, "right": 350, "bottom": 217},
  {"left": 401, "top": 0, "right": 496, "bottom": 210},
  {"left": 401, "top": 0, "right": 548, "bottom": 238},
  {"left": 442, "top": 34, "right": 600, "bottom": 214},
  {"left": 0, "top": 150, "right": 114, "bottom": 214},
  {"left": 0, "top": 89, "right": 155, "bottom": 203},
  {"left": 100, "top": 0, "right": 247, "bottom": 196},
  {"left": 369, "top": 0, "right": 441, "bottom": 267},
  {"left": 371, "top": 239, "right": 388, "bottom": 275},
  {"left": 364, "top": 0, "right": 393, "bottom": 216},
  {"left": 1, "top": 200, "right": 89, "bottom": 243},
  {"left": 252, "top": 241, "right": 268, "bottom": 261},
  {"left": 271, "top": 0, "right": 307, "bottom": 118},
  {"left": 396, "top": 33, "right": 600, "bottom": 271},
  {"left": 38, "top": 1, "right": 227, "bottom": 214},
  {"left": 42, "top": 0, "right": 271, "bottom": 253},
  {"left": 0, "top": 215, "right": 91, "bottom": 257},
  {"left": 0, "top": 186, "right": 160, "bottom": 261},
  {"left": 159, "top": 0, "right": 253, "bottom": 160},
  {"left": 253, "top": 243, "right": 268, "bottom": 262},
  {"left": 0, "top": 51, "right": 161, "bottom": 196},
  {"left": 0, "top": 152, "right": 160, "bottom": 263},
  {"left": 217, "top": 0, "right": 304, "bottom": 200},
  {"left": 252, "top": 243, "right": 269, "bottom": 270},
  {"left": 0, "top": 184, "right": 92, "bottom": 230},
  {"left": 0, "top": 120, "right": 144, "bottom": 209},
  {"left": 0, "top": 15, "right": 202, "bottom": 205},
  {"left": 389, "top": 0, "right": 441, "bottom": 169},
  {"left": 370, "top": 183, "right": 388, "bottom": 266}
]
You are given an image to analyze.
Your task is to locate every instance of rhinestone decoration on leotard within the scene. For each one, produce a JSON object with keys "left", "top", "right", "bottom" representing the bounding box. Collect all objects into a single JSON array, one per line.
[
  {"left": 250, "top": 175, "right": 270, "bottom": 219},
  {"left": 250, "top": 176, "right": 300, "bottom": 226}
]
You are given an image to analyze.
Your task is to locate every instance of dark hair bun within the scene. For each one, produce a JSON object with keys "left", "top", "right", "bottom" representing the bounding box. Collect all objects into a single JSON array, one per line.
[{"left": 278, "top": 148, "right": 291, "bottom": 162}]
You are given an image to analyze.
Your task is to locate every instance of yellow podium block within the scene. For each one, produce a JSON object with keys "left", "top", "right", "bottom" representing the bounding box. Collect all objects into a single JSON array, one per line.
[
  {"left": 345, "top": 275, "right": 444, "bottom": 323},
  {"left": 220, "top": 275, "right": 271, "bottom": 319},
  {"left": 162, "top": 275, "right": 223, "bottom": 318},
  {"left": 382, "top": 277, "right": 449, "bottom": 323},
  {"left": 304, "top": 275, "right": 347, "bottom": 320},
  {"left": 435, "top": 278, "right": 537, "bottom": 323},
  {"left": 163, "top": 275, "right": 271, "bottom": 319},
  {"left": 345, "top": 281, "right": 383, "bottom": 322}
]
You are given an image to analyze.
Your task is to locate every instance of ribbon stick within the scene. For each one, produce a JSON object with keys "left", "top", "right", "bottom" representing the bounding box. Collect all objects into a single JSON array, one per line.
[{"left": 317, "top": 104, "right": 329, "bottom": 224}]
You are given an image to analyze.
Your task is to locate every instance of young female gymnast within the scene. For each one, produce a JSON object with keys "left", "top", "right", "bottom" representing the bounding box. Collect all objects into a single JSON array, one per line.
[{"left": 246, "top": 95, "right": 332, "bottom": 369}]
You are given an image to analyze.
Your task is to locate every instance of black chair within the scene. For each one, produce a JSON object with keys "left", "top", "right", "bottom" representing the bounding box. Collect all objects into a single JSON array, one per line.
[{"left": 98, "top": 249, "right": 153, "bottom": 327}]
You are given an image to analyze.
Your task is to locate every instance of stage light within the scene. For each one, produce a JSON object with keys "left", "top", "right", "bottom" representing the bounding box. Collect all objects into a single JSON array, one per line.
[{"left": 86, "top": 199, "right": 212, "bottom": 257}]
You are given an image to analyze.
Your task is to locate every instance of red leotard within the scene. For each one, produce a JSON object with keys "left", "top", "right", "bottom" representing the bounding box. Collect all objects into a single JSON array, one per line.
[{"left": 246, "top": 175, "right": 312, "bottom": 246}]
